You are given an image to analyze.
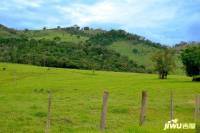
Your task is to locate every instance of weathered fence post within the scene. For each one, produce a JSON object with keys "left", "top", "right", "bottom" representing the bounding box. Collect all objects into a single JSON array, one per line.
[
  {"left": 195, "top": 95, "right": 200, "bottom": 122},
  {"left": 139, "top": 91, "right": 147, "bottom": 126},
  {"left": 170, "top": 90, "right": 174, "bottom": 121},
  {"left": 45, "top": 91, "right": 52, "bottom": 133},
  {"left": 100, "top": 91, "right": 109, "bottom": 131}
]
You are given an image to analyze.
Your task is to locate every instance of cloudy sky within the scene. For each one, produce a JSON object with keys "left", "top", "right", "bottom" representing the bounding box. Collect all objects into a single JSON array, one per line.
[{"left": 0, "top": 0, "right": 200, "bottom": 45}]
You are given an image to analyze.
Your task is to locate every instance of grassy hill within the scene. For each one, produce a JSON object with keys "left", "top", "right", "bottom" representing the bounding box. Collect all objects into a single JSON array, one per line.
[
  {"left": 0, "top": 63, "right": 199, "bottom": 132},
  {"left": 23, "top": 29, "right": 168, "bottom": 72},
  {"left": 108, "top": 41, "right": 185, "bottom": 74},
  {"left": 0, "top": 24, "right": 185, "bottom": 74},
  {"left": 0, "top": 24, "right": 18, "bottom": 38},
  {"left": 108, "top": 41, "right": 161, "bottom": 71}
]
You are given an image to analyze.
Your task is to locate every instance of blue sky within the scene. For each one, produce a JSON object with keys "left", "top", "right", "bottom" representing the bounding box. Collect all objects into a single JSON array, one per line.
[{"left": 0, "top": 0, "right": 200, "bottom": 45}]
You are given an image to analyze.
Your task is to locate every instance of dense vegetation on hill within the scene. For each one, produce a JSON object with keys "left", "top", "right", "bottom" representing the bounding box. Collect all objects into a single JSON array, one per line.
[
  {"left": 107, "top": 41, "right": 162, "bottom": 72},
  {"left": 1, "top": 24, "right": 197, "bottom": 74},
  {"left": 85, "top": 29, "right": 173, "bottom": 72},
  {"left": 0, "top": 37, "right": 145, "bottom": 72},
  {"left": 87, "top": 29, "right": 164, "bottom": 48},
  {"left": 0, "top": 24, "right": 164, "bottom": 73}
]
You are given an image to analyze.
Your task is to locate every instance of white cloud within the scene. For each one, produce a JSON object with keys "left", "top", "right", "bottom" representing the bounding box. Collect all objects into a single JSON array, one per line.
[
  {"left": 57, "top": 0, "right": 179, "bottom": 28},
  {"left": 12, "top": 0, "right": 45, "bottom": 8},
  {"left": 0, "top": 0, "right": 45, "bottom": 11}
]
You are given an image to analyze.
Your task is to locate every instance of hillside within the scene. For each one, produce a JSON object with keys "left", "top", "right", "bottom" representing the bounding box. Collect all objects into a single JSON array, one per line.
[
  {"left": 22, "top": 29, "right": 88, "bottom": 43},
  {"left": 108, "top": 41, "right": 161, "bottom": 71},
  {"left": 0, "top": 24, "right": 18, "bottom": 38},
  {"left": 108, "top": 41, "right": 185, "bottom": 74},
  {"left": 85, "top": 29, "right": 185, "bottom": 74},
  {"left": 1, "top": 36, "right": 148, "bottom": 73},
  {"left": 0, "top": 63, "right": 199, "bottom": 132},
  {"left": 0, "top": 24, "right": 185, "bottom": 74}
]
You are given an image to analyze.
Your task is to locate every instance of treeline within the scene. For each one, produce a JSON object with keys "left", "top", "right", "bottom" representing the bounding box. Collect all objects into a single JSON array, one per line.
[
  {"left": 48, "top": 26, "right": 165, "bottom": 49},
  {"left": 0, "top": 37, "right": 145, "bottom": 72},
  {"left": 87, "top": 30, "right": 165, "bottom": 48},
  {"left": 50, "top": 25, "right": 105, "bottom": 38}
]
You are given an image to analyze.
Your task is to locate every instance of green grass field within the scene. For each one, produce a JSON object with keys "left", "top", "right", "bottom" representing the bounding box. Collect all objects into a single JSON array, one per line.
[{"left": 0, "top": 63, "right": 199, "bottom": 133}]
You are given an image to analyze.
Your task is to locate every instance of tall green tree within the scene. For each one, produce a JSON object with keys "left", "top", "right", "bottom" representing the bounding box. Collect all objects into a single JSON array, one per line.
[
  {"left": 181, "top": 45, "right": 200, "bottom": 81},
  {"left": 152, "top": 49, "right": 175, "bottom": 79}
]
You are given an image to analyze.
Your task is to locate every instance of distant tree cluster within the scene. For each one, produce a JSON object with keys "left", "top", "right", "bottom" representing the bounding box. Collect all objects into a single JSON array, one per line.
[
  {"left": 56, "top": 25, "right": 95, "bottom": 37},
  {"left": 0, "top": 37, "right": 145, "bottom": 73},
  {"left": 87, "top": 30, "right": 164, "bottom": 48}
]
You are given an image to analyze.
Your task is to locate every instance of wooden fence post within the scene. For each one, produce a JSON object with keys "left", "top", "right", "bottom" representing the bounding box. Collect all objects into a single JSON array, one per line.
[
  {"left": 45, "top": 91, "right": 52, "bottom": 133},
  {"left": 195, "top": 94, "right": 200, "bottom": 122},
  {"left": 139, "top": 91, "right": 147, "bottom": 126},
  {"left": 100, "top": 91, "right": 109, "bottom": 131},
  {"left": 170, "top": 90, "right": 174, "bottom": 121}
]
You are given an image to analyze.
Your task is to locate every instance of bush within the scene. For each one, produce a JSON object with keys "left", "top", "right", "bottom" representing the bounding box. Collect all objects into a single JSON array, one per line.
[{"left": 132, "top": 49, "right": 139, "bottom": 54}]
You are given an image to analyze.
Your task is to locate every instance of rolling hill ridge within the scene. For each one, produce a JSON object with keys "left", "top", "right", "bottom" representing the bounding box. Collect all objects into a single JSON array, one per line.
[{"left": 0, "top": 24, "right": 186, "bottom": 74}]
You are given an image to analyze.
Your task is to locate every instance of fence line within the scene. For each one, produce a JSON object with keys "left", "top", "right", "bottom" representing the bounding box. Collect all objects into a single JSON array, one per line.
[{"left": 42, "top": 90, "right": 199, "bottom": 131}]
